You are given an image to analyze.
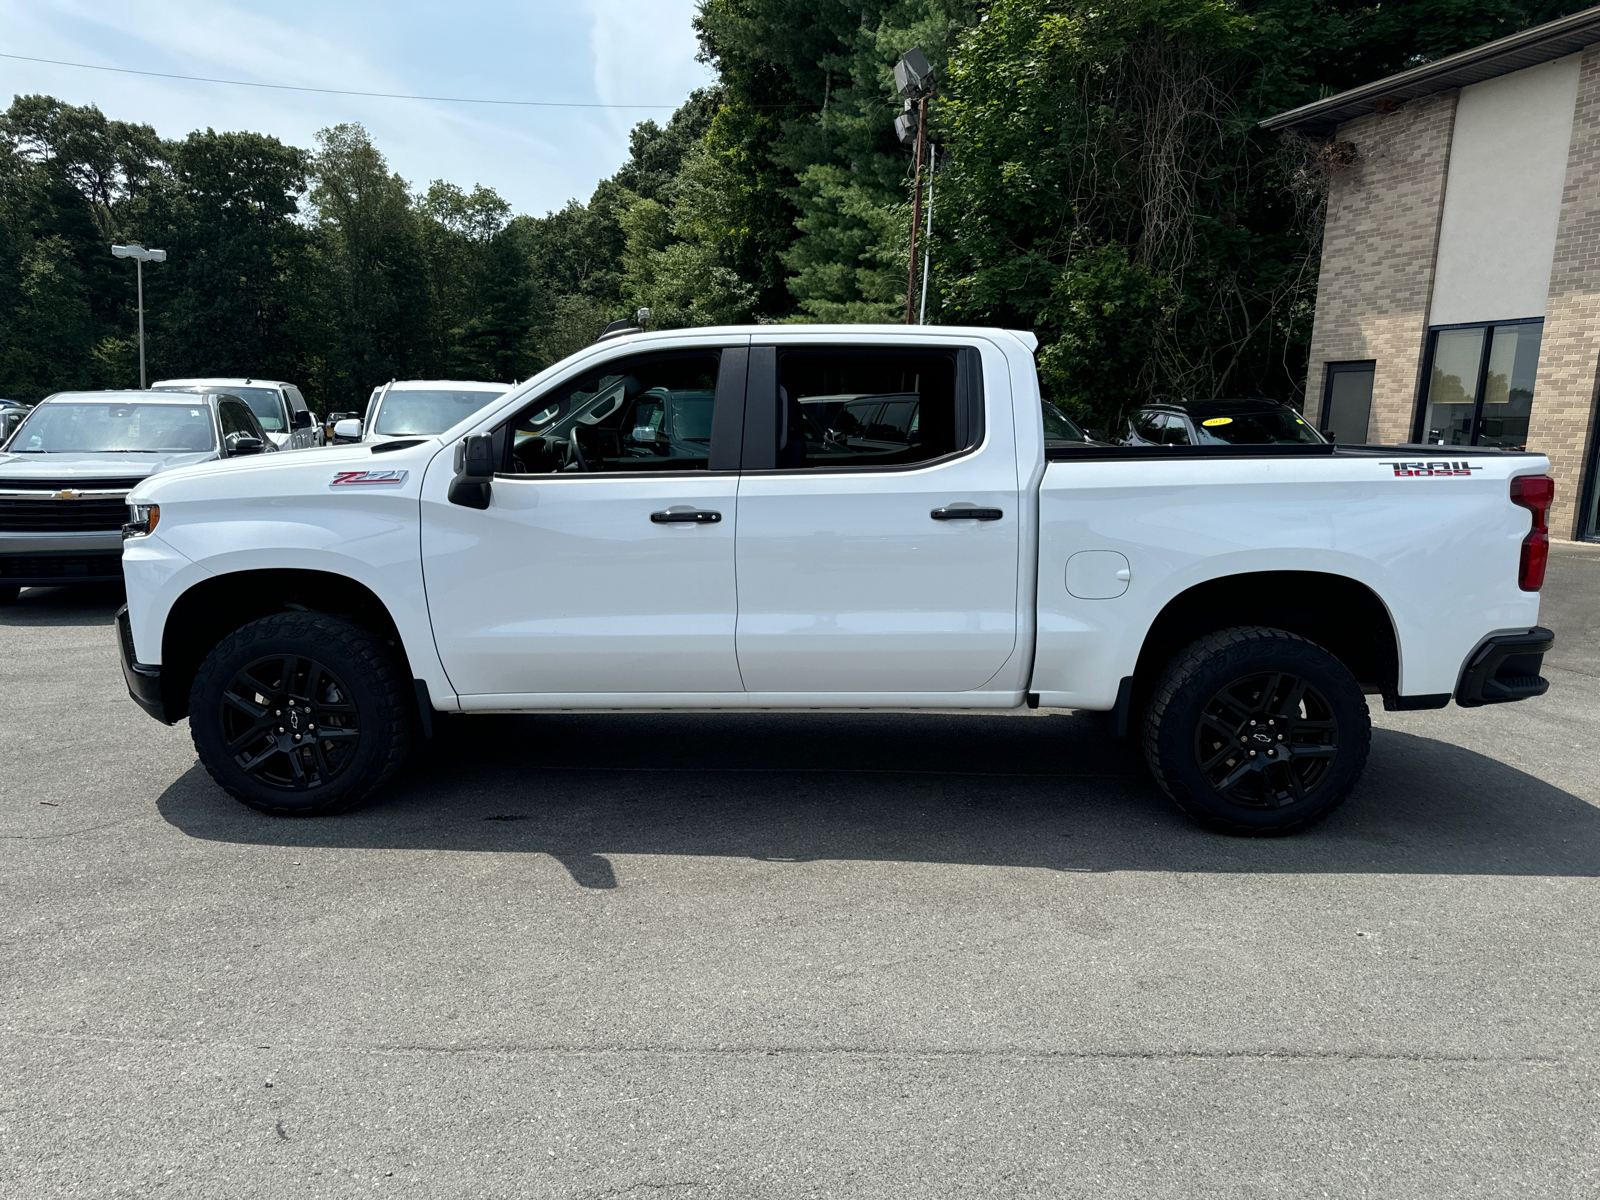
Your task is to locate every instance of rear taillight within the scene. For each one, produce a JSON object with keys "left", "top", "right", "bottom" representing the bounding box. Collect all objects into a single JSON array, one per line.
[{"left": 1510, "top": 475, "right": 1554, "bottom": 591}]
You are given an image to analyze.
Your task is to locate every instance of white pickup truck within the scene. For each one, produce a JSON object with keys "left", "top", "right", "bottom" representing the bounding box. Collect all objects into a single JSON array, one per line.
[{"left": 115, "top": 326, "right": 1556, "bottom": 835}]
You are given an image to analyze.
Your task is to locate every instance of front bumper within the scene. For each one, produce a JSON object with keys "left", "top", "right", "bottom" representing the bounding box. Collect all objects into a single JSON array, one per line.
[
  {"left": 115, "top": 604, "right": 172, "bottom": 724},
  {"left": 1, "top": 530, "right": 125, "bottom": 585},
  {"left": 1456, "top": 627, "right": 1554, "bottom": 707}
]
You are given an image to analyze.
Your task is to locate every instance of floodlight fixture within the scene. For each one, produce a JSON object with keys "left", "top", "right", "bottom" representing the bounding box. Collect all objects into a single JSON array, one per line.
[
  {"left": 110, "top": 244, "right": 169, "bottom": 387},
  {"left": 895, "top": 106, "right": 917, "bottom": 147},
  {"left": 894, "top": 48, "right": 933, "bottom": 100}
]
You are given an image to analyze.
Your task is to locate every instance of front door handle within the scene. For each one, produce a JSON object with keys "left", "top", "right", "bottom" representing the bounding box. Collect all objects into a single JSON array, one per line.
[
  {"left": 930, "top": 506, "right": 1003, "bottom": 521},
  {"left": 651, "top": 509, "right": 722, "bottom": 524}
]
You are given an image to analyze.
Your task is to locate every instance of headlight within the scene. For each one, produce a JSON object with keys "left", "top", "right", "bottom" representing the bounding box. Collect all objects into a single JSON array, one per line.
[{"left": 123, "top": 502, "right": 160, "bottom": 539}]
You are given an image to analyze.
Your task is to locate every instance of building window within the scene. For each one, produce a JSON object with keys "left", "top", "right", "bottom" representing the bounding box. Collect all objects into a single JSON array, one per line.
[
  {"left": 1321, "top": 361, "right": 1375, "bottom": 444},
  {"left": 1417, "top": 320, "right": 1542, "bottom": 449},
  {"left": 1582, "top": 434, "right": 1600, "bottom": 542}
]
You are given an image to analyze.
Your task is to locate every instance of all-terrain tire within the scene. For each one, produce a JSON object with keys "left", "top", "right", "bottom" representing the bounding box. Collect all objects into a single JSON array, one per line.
[
  {"left": 1143, "top": 626, "right": 1371, "bottom": 836},
  {"left": 190, "top": 612, "right": 412, "bottom": 816}
]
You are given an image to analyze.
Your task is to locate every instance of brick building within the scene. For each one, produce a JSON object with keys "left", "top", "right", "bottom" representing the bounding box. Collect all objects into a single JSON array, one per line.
[{"left": 1266, "top": 6, "right": 1600, "bottom": 541}]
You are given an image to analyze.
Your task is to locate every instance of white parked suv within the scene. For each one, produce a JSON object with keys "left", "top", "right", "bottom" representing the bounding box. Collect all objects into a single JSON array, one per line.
[
  {"left": 333, "top": 380, "right": 511, "bottom": 443},
  {"left": 152, "top": 378, "right": 321, "bottom": 451},
  {"left": 116, "top": 326, "right": 1556, "bottom": 835}
]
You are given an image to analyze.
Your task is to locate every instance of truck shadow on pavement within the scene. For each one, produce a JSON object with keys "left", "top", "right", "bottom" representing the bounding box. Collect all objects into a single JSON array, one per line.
[
  {"left": 156, "top": 710, "right": 1600, "bottom": 887},
  {"left": 0, "top": 585, "right": 125, "bottom": 627}
]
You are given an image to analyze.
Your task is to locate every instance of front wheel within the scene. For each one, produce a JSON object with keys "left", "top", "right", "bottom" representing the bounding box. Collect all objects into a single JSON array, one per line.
[
  {"left": 189, "top": 612, "right": 412, "bottom": 816},
  {"left": 1142, "top": 626, "right": 1371, "bottom": 836}
]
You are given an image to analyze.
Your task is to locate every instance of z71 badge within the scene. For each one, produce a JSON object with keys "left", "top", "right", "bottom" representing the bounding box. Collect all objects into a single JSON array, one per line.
[
  {"left": 1380, "top": 461, "right": 1483, "bottom": 477},
  {"left": 330, "top": 470, "right": 409, "bottom": 487}
]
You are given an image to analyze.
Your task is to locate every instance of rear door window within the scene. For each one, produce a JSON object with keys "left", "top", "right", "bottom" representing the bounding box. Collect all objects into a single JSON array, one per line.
[{"left": 765, "top": 348, "right": 970, "bottom": 471}]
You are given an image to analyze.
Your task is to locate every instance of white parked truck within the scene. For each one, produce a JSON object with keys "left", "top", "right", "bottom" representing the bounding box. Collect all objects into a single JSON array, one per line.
[{"left": 116, "top": 326, "right": 1556, "bottom": 834}]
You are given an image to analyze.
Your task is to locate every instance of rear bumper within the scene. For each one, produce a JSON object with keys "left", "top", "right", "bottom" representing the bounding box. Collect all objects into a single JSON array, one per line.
[
  {"left": 115, "top": 604, "right": 172, "bottom": 724},
  {"left": 1456, "top": 627, "right": 1554, "bottom": 707}
]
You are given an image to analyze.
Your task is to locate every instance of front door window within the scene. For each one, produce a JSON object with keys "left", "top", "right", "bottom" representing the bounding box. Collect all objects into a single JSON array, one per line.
[{"left": 1419, "top": 321, "right": 1541, "bottom": 450}]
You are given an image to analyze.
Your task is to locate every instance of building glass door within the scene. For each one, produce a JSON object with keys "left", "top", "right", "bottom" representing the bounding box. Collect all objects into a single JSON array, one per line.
[{"left": 1418, "top": 320, "right": 1542, "bottom": 449}]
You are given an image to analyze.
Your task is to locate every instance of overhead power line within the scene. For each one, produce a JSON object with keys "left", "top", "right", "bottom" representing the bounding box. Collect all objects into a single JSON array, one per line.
[{"left": 0, "top": 52, "right": 682, "bottom": 109}]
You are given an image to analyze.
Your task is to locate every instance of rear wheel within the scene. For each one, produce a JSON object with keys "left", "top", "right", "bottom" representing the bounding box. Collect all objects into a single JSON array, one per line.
[
  {"left": 1143, "top": 626, "right": 1370, "bottom": 836},
  {"left": 189, "top": 612, "right": 412, "bottom": 816}
]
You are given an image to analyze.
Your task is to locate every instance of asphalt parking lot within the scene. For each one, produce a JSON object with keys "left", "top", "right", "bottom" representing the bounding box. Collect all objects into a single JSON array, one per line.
[{"left": 3, "top": 542, "right": 1599, "bottom": 1198}]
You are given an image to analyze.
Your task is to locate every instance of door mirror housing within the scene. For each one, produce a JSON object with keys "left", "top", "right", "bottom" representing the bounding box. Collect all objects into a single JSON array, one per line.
[
  {"left": 291, "top": 409, "right": 314, "bottom": 430},
  {"left": 333, "top": 418, "right": 362, "bottom": 443},
  {"left": 449, "top": 433, "right": 495, "bottom": 509},
  {"left": 229, "top": 436, "right": 265, "bottom": 457}
]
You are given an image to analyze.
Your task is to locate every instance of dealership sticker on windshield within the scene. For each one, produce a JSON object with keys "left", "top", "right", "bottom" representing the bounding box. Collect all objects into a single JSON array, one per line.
[
  {"left": 330, "top": 470, "right": 409, "bottom": 487},
  {"left": 1202, "top": 417, "right": 1233, "bottom": 427}
]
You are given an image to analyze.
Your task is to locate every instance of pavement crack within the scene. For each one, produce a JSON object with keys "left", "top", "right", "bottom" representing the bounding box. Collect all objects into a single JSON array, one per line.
[
  {"left": 0, "top": 819, "right": 133, "bottom": 841},
  {"left": 1, "top": 1028, "right": 1575, "bottom": 1067}
]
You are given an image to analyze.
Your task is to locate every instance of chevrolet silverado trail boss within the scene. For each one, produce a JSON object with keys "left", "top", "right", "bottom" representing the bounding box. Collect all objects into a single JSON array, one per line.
[{"left": 115, "top": 327, "right": 1556, "bottom": 835}]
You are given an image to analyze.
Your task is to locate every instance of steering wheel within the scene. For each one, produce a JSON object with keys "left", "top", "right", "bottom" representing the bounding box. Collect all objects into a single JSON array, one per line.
[{"left": 564, "top": 427, "right": 590, "bottom": 472}]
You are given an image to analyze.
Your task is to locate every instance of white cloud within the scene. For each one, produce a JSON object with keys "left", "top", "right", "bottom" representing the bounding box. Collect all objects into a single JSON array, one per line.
[{"left": 0, "top": 0, "right": 711, "bottom": 215}]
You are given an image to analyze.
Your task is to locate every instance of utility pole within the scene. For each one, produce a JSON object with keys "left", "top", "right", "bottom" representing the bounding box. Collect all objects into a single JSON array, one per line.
[
  {"left": 893, "top": 48, "right": 935, "bottom": 325},
  {"left": 920, "top": 142, "right": 936, "bottom": 325},
  {"left": 110, "top": 243, "right": 168, "bottom": 388}
]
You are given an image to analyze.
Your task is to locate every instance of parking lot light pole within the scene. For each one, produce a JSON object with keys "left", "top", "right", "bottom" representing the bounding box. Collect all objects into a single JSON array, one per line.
[{"left": 110, "top": 244, "right": 168, "bottom": 388}]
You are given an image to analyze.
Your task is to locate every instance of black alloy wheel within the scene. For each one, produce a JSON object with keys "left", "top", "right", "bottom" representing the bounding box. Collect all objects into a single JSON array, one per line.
[
  {"left": 190, "top": 611, "right": 412, "bottom": 816},
  {"left": 1143, "top": 626, "right": 1370, "bottom": 836},
  {"left": 221, "top": 653, "right": 362, "bottom": 792},
  {"left": 1193, "top": 671, "right": 1338, "bottom": 809}
]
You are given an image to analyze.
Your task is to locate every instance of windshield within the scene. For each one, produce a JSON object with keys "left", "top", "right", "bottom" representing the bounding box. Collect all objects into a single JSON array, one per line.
[
  {"left": 1192, "top": 407, "right": 1325, "bottom": 446},
  {"left": 154, "top": 385, "right": 284, "bottom": 431},
  {"left": 1041, "top": 401, "right": 1088, "bottom": 442},
  {"left": 376, "top": 389, "right": 503, "bottom": 436},
  {"left": 9, "top": 402, "right": 216, "bottom": 454}
]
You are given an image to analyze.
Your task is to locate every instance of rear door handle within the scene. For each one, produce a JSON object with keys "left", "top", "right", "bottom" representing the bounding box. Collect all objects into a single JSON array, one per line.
[
  {"left": 930, "top": 506, "right": 1003, "bottom": 521},
  {"left": 651, "top": 509, "right": 721, "bottom": 524}
]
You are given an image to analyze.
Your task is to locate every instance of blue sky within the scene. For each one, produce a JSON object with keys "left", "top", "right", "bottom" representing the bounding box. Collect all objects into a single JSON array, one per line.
[{"left": 0, "top": 0, "right": 715, "bottom": 216}]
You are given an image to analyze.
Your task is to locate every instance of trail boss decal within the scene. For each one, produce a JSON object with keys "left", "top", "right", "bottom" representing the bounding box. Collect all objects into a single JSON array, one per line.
[
  {"left": 1380, "top": 461, "right": 1483, "bottom": 478},
  {"left": 330, "top": 469, "right": 409, "bottom": 487}
]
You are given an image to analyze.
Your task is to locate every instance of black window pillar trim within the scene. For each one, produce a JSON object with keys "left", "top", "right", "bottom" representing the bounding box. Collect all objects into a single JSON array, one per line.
[
  {"left": 741, "top": 346, "right": 779, "bottom": 472},
  {"left": 710, "top": 346, "right": 749, "bottom": 473}
]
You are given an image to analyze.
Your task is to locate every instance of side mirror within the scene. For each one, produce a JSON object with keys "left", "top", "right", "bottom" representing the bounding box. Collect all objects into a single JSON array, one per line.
[
  {"left": 291, "top": 409, "right": 314, "bottom": 430},
  {"left": 333, "top": 419, "right": 362, "bottom": 443},
  {"left": 230, "top": 436, "right": 265, "bottom": 457},
  {"left": 449, "top": 433, "right": 494, "bottom": 509}
]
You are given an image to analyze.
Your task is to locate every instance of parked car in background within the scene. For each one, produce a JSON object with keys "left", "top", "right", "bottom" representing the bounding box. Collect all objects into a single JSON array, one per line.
[
  {"left": 0, "top": 401, "right": 30, "bottom": 448},
  {"left": 1041, "top": 400, "right": 1110, "bottom": 445},
  {"left": 0, "top": 390, "right": 275, "bottom": 601},
  {"left": 1121, "top": 399, "right": 1326, "bottom": 448},
  {"left": 333, "top": 380, "right": 511, "bottom": 444},
  {"left": 151, "top": 378, "right": 321, "bottom": 451}
]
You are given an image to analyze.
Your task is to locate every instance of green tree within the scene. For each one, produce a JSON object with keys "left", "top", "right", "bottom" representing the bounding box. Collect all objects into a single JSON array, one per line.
[
  {"left": 309, "top": 123, "right": 435, "bottom": 408},
  {"left": 136, "top": 129, "right": 313, "bottom": 390}
]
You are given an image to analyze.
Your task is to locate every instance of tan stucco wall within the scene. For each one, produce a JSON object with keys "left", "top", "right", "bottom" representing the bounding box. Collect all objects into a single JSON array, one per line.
[
  {"left": 1531, "top": 43, "right": 1600, "bottom": 539},
  {"left": 1305, "top": 93, "right": 1459, "bottom": 444}
]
